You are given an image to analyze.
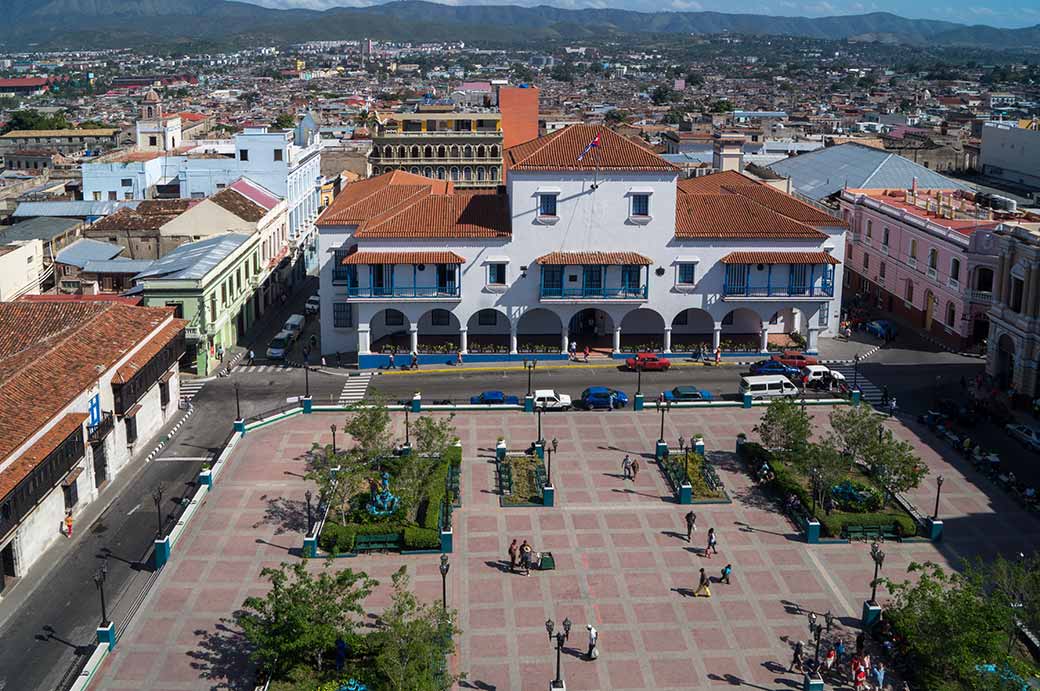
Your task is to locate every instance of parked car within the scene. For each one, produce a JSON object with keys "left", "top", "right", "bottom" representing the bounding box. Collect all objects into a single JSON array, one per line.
[
  {"left": 533, "top": 389, "right": 572, "bottom": 410},
  {"left": 749, "top": 359, "right": 800, "bottom": 377},
  {"left": 470, "top": 390, "right": 520, "bottom": 405},
  {"left": 266, "top": 330, "right": 293, "bottom": 360},
  {"left": 772, "top": 351, "right": 818, "bottom": 368},
  {"left": 625, "top": 353, "right": 671, "bottom": 371},
  {"left": 305, "top": 295, "right": 321, "bottom": 315},
  {"left": 801, "top": 365, "right": 847, "bottom": 391},
  {"left": 1006, "top": 423, "right": 1040, "bottom": 451},
  {"left": 865, "top": 319, "right": 897, "bottom": 340},
  {"left": 662, "top": 385, "right": 714, "bottom": 402},
  {"left": 579, "top": 386, "right": 629, "bottom": 409}
]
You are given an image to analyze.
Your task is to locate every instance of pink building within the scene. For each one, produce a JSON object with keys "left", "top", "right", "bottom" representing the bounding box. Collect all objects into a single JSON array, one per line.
[{"left": 839, "top": 187, "right": 1001, "bottom": 350}]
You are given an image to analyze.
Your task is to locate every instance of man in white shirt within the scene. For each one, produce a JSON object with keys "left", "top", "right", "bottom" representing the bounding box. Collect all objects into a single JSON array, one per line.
[{"left": 586, "top": 625, "right": 598, "bottom": 660}]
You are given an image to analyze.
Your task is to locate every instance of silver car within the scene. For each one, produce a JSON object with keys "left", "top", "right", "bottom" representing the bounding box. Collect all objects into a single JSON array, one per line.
[{"left": 1006, "top": 423, "right": 1040, "bottom": 452}]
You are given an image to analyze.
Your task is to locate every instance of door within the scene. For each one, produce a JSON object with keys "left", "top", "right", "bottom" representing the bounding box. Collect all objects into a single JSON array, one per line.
[
  {"left": 436, "top": 264, "right": 456, "bottom": 295},
  {"left": 583, "top": 266, "right": 603, "bottom": 297},
  {"left": 0, "top": 542, "right": 15, "bottom": 593},
  {"left": 788, "top": 265, "right": 808, "bottom": 295},
  {"left": 93, "top": 443, "right": 108, "bottom": 488},
  {"left": 725, "top": 264, "right": 749, "bottom": 295},
  {"left": 371, "top": 264, "right": 391, "bottom": 296},
  {"left": 542, "top": 267, "right": 563, "bottom": 298}
]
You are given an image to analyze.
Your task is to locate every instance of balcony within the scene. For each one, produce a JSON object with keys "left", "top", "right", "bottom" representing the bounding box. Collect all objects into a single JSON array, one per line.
[
  {"left": 347, "top": 285, "right": 461, "bottom": 300},
  {"left": 722, "top": 282, "right": 835, "bottom": 299},
  {"left": 968, "top": 289, "right": 993, "bottom": 304},
  {"left": 540, "top": 284, "right": 648, "bottom": 301},
  {"left": 377, "top": 129, "right": 501, "bottom": 137},
  {"left": 908, "top": 257, "right": 918, "bottom": 268},
  {"left": 87, "top": 411, "right": 114, "bottom": 445}
]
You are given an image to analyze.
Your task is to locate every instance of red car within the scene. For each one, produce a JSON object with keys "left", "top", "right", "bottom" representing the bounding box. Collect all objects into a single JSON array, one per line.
[
  {"left": 771, "top": 351, "right": 818, "bottom": 368},
  {"left": 625, "top": 353, "right": 671, "bottom": 371}
]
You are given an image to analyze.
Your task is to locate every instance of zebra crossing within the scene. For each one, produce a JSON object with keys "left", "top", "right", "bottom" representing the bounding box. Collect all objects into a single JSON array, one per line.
[
  {"left": 828, "top": 363, "right": 884, "bottom": 405},
  {"left": 338, "top": 373, "right": 373, "bottom": 406},
  {"left": 233, "top": 364, "right": 296, "bottom": 374},
  {"left": 178, "top": 379, "right": 207, "bottom": 404}
]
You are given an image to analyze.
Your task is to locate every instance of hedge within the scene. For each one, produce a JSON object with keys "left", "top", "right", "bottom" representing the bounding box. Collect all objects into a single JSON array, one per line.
[
  {"left": 821, "top": 511, "right": 917, "bottom": 538},
  {"left": 403, "top": 526, "right": 440, "bottom": 550}
]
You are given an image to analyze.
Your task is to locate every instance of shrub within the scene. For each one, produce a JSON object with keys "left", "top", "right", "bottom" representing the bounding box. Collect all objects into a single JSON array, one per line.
[
  {"left": 820, "top": 511, "right": 917, "bottom": 538},
  {"left": 403, "top": 527, "right": 440, "bottom": 550}
]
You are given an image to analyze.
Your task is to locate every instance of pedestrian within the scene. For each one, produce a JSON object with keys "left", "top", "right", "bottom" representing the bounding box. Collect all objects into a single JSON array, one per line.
[
  {"left": 685, "top": 510, "right": 697, "bottom": 541},
  {"left": 64, "top": 511, "right": 73, "bottom": 538},
  {"left": 569, "top": 340, "right": 577, "bottom": 360},
  {"left": 872, "top": 661, "right": 886, "bottom": 690},
  {"left": 622, "top": 454, "right": 633, "bottom": 480},
  {"left": 310, "top": 333, "right": 317, "bottom": 348},
  {"left": 789, "top": 640, "right": 805, "bottom": 672},
  {"left": 410, "top": 351, "right": 419, "bottom": 370},
  {"left": 519, "top": 540, "right": 532, "bottom": 576},
  {"left": 881, "top": 385, "right": 889, "bottom": 405},
  {"left": 694, "top": 567, "right": 711, "bottom": 597},
  {"left": 456, "top": 350, "right": 463, "bottom": 366},
  {"left": 388, "top": 351, "right": 395, "bottom": 370},
  {"left": 508, "top": 539, "right": 518, "bottom": 573},
  {"left": 808, "top": 611, "right": 818, "bottom": 630},
  {"left": 824, "top": 610, "right": 835, "bottom": 631},
  {"left": 583, "top": 345, "right": 590, "bottom": 363},
  {"left": 721, "top": 563, "right": 732, "bottom": 584},
  {"left": 714, "top": 346, "right": 721, "bottom": 366},
  {"left": 336, "top": 351, "right": 342, "bottom": 368},
  {"left": 888, "top": 396, "right": 897, "bottom": 417},
  {"left": 706, "top": 527, "right": 718, "bottom": 557},
  {"left": 630, "top": 457, "right": 640, "bottom": 481},
  {"left": 321, "top": 356, "right": 327, "bottom": 367},
  {"left": 586, "top": 624, "right": 599, "bottom": 660},
  {"left": 248, "top": 349, "right": 255, "bottom": 365}
]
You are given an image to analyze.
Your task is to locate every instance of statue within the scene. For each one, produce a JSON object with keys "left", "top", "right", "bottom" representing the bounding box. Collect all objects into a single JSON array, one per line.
[
  {"left": 338, "top": 680, "right": 368, "bottom": 691},
  {"left": 366, "top": 471, "right": 399, "bottom": 516}
]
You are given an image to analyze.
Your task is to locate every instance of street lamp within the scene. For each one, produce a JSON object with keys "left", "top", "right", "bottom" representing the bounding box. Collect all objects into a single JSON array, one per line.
[
  {"left": 678, "top": 435, "right": 689, "bottom": 484},
  {"left": 524, "top": 359, "right": 537, "bottom": 396},
  {"left": 305, "top": 489, "right": 314, "bottom": 536},
  {"left": 93, "top": 560, "right": 109, "bottom": 626},
  {"left": 635, "top": 361, "right": 643, "bottom": 396},
  {"left": 152, "top": 483, "right": 164, "bottom": 537},
  {"left": 853, "top": 352, "right": 861, "bottom": 390},
  {"left": 933, "top": 475, "right": 944, "bottom": 520},
  {"left": 330, "top": 424, "right": 337, "bottom": 455},
  {"left": 405, "top": 408, "right": 411, "bottom": 446},
  {"left": 439, "top": 554, "right": 450, "bottom": 611},
  {"left": 304, "top": 358, "right": 310, "bottom": 398},
  {"left": 869, "top": 541, "right": 885, "bottom": 603},
  {"left": 545, "top": 617, "right": 572, "bottom": 689},
  {"left": 546, "top": 437, "right": 558, "bottom": 485},
  {"left": 656, "top": 399, "right": 669, "bottom": 444},
  {"left": 234, "top": 382, "right": 241, "bottom": 421},
  {"left": 810, "top": 621, "right": 824, "bottom": 663},
  {"left": 536, "top": 402, "right": 545, "bottom": 447},
  {"left": 810, "top": 467, "right": 820, "bottom": 515}
]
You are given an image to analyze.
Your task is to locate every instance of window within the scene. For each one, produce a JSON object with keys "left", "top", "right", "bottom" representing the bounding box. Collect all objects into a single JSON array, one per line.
[
  {"left": 880, "top": 262, "right": 886, "bottom": 279},
  {"left": 385, "top": 310, "right": 404, "bottom": 327},
  {"left": 108, "top": 191, "right": 117, "bottom": 200},
  {"left": 818, "top": 309, "right": 829, "bottom": 327},
  {"left": 946, "top": 302, "right": 956, "bottom": 327},
  {"left": 210, "top": 295, "right": 216, "bottom": 322},
  {"left": 909, "top": 239, "right": 918, "bottom": 259},
  {"left": 928, "top": 248, "right": 938, "bottom": 270},
  {"left": 538, "top": 193, "right": 557, "bottom": 217},
  {"left": 216, "top": 183, "right": 226, "bottom": 190},
  {"left": 631, "top": 193, "right": 650, "bottom": 217},
  {"left": 905, "top": 280, "right": 914, "bottom": 302},
  {"left": 862, "top": 253, "right": 869, "bottom": 270},
  {"left": 221, "top": 282, "right": 227, "bottom": 306},
  {"left": 239, "top": 149, "right": 249, "bottom": 161},
  {"left": 124, "top": 192, "right": 133, "bottom": 200},
  {"left": 165, "top": 301, "right": 184, "bottom": 318},
  {"left": 866, "top": 220, "right": 872, "bottom": 240},
  {"left": 430, "top": 309, "right": 450, "bottom": 327},
  {"left": 332, "top": 249, "right": 350, "bottom": 283},
  {"left": 148, "top": 136, "right": 157, "bottom": 147},
  {"left": 236, "top": 267, "right": 241, "bottom": 293},
  {"left": 882, "top": 227, "right": 890, "bottom": 247},
  {"left": 274, "top": 149, "right": 283, "bottom": 161},
  {"left": 950, "top": 258, "right": 961, "bottom": 282},
  {"left": 125, "top": 415, "right": 138, "bottom": 445},
  {"left": 160, "top": 380, "right": 170, "bottom": 408},
  {"left": 63, "top": 481, "right": 78, "bottom": 511},
  {"left": 121, "top": 178, "right": 132, "bottom": 187},
  {"left": 487, "top": 263, "right": 506, "bottom": 286},
  {"left": 478, "top": 310, "right": 497, "bottom": 326},
  {"left": 333, "top": 303, "right": 353, "bottom": 328},
  {"left": 93, "top": 191, "right": 101, "bottom": 201},
  {"left": 678, "top": 263, "right": 696, "bottom": 285}
]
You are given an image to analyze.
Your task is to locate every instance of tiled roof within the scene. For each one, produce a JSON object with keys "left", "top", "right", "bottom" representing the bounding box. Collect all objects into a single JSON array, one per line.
[
  {"left": 720, "top": 251, "right": 840, "bottom": 265},
  {"left": 536, "top": 251, "right": 652, "bottom": 265},
  {"left": 114, "top": 319, "right": 188, "bottom": 384},
  {"left": 506, "top": 124, "right": 677, "bottom": 172},
  {"left": 1, "top": 128, "right": 117, "bottom": 138},
  {"left": 0, "top": 413, "right": 87, "bottom": 499},
  {"left": 88, "top": 199, "right": 197, "bottom": 232},
  {"left": 342, "top": 251, "right": 465, "bottom": 265},
  {"left": 357, "top": 191, "right": 510, "bottom": 239},
  {"left": 0, "top": 302, "right": 176, "bottom": 466},
  {"left": 210, "top": 187, "right": 267, "bottom": 223},
  {"left": 228, "top": 178, "right": 281, "bottom": 212},
  {"left": 317, "top": 170, "right": 451, "bottom": 227}
]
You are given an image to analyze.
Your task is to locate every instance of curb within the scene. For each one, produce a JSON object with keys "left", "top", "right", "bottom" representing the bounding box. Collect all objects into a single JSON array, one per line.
[
  {"left": 146, "top": 404, "right": 194, "bottom": 461},
  {"left": 819, "top": 343, "right": 883, "bottom": 365}
]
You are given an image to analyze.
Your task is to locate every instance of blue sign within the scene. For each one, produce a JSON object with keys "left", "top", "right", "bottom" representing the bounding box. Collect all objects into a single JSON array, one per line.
[{"left": 89, "top": 393, "right": 101, "bottom": 426}]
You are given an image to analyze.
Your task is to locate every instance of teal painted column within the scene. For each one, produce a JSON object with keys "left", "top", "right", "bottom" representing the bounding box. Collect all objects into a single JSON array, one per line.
[
  {"left": 411, "top": 392, "right": 421, "bottom": 413},
  {"left": 304, "top": 535, "right": 318, "bottom": 558},
  {"left": 534, "top": 442, "right": 544, "bottom": 460},
  {"left": 806, "top": 520, "right": 821, "bottom": 544},
  {"left": 523, "top": 394, "right": 534, "bottom": 412},
  {"left": 199, "top": 468, "right": 213, "bottom": 487},
  {"left": 679, "top": 483, "right": 692, "bottom": 504},
  {"left": 440, "top": 528, "right": 453, "bottom": 553},
  {"left": 851, "top": 390, "right": 861, "bottom": 406},
  {"left": 153, "top": 535, "right": 171, "bottom": 569},
  {"left": 234, "top": 419, "right": 245, "bottom": 435},
  {"left": 633, "top": 393, "right": 644, "bottom": 411},
  {"left": 694, "top": 438, "right": 705, "bottom": 456},
  {"left": 862, "top": 601, "right": 882, "bottom": 628},
  {"left": 655, "top": 441, "right": 669, "bottom": 461},
  {"left": 743, "top": 392, "right": 753, "bottom": 408},
  {"left": 927, "top": 518, "right": 944, "bottom": 541},
  {"left": 97, "top": 622, "right": 117, "bottom": 649}
]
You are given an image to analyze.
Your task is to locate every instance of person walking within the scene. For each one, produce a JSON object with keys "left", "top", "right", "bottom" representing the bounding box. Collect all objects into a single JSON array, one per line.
[
  {"left": 64, "top": 511, "right": 74, "bottom": 538},
  {"left": 881, "top": 385, "right": 889, "bottom": 405},
  {"left": 248, "top": 349, "right": 255, "bottom": 366},
  {"left": 694, "top": 568, "right": 711, "bottom": 597},
  {"left": 721, "top": 563, "right": 732, "bottom": 584},
  {"left": 585, "top": 625, "right": 599, "bottom": 660},
  {"left": 808, "top": 611, "right": 818, "bottom": 631},
  {"left": 456, "top": 350, "right": 463, "bottom": 366},
  {"left": 410, "top": 351, "right": 419, "bottom": 370},
  {"left": 519, "top": 540, "right": 532, "bottom": 576},
  {"left": 388, "top": 351, "right": 395, "bottom": 370},
  {"left": 824, "top": 610, "right": 835, "bottom": 631},
  {"left": 789, "top": 640, "right": 805, "bottom": 672},
  {"left": 706, "top": 527, "right": 718, "bottom": 557},
  {"left": 714, "top": 346, "right": 721, "bottom": 366},
  {"left": 622, "top": 455, "right": 633, "bottom": 480},
  {"left": 630, "top": 457, "right": 640, "bottom": 482},
  {"left": 569, "top": 340, "right": 577, "bottom": 361},
  {"left": 872, "top": 661, "right": 886, "bottom": 690},
  {"left": 888, "top": 396, "right": 897, "bottom": 417},
  {"left": 685, "top": 510, "right": 697, "bottom": 542},
  {"left": 583, "top": 345, "right": 590, "bottom": 363},
  {"left": 508, "top": 539, "right": 518, "bottom": 573}
]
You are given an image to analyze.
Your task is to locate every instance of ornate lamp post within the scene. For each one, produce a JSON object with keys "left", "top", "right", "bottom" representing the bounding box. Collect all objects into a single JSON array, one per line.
[
  {"left": 869, "top": 541, "right": 885, "bottom": 603},
  {"left": 933, "top": 475, "right": 944, "bottom": 520},
  {"left": 524, "top": 359, "right": 537, "bottom": 396},
  {"left": 330, "top": 424, "right": 337, "bottom": 455},
  {"left": 404, "top": 408, "right": 411, "bottom": 446},
  {"left": 810, "top": 467, "right": 820, "bottom": 515},
  {"left": 152, "top": 483, "right": 164, "bottom": 537},
  {"left": 439, "top": 554, "right": 450, "bottom": 611},
  {"left": 305, "top": 489, "right": 314, "bottom": 535},
  {"left": 93, "top": 561, "right": 109, "bottom": 626},
  {"left": 536, "top": 402, "right": 545, "bottom": 446},
  {"left": 547, "top": 437, "right": 558, "bottom": 485},
  {"left": 678, "top": 435, "right": 688, "bottom": 484},
  {"left": 635, "top": 361, "right": 644, "bottom": 396},
  {"left": 304, "top": 358, "right": 310, "bottom": 398},
  {"left": 656, "top": 399, "right": 669, "bottom": 444},
  {"left": 545, "top": 617, "right": 572, "bottom": 689},
  {"left": 810, "top": 620, "right": 824, "bottom": 663},
  {"left": 853, "top": 352, "right": 861, "bottom": 390},
  {"left": 234, "top": 382, "right": 241, "bottom": 421}
]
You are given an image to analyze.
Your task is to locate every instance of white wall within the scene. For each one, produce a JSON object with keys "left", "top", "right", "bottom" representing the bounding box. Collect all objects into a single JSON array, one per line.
[{"left": 0, "top": 239, "right": 43, "bottom": 300}]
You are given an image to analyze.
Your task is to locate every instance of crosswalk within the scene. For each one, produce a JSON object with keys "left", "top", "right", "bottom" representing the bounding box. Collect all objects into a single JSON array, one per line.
[
  {"left": 338, "top": 373, "right": 373, "bottom": 406},
  {"left": 233, "top": 364, "right": 296, "bottom": 374},
  {"left": 828, "top": 364, "right": 884, "bottom": 405},
  {"left": 179, "top": 379, "right": 206, "bottom": 404}
]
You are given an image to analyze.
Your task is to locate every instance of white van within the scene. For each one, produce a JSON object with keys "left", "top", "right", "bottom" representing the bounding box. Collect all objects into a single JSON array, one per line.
[
  {"left": 740, "top": 375, "right": 799, "bottom": 399},
  {"left": 283, "top": 313, "right": 305, "bottom": 336}
]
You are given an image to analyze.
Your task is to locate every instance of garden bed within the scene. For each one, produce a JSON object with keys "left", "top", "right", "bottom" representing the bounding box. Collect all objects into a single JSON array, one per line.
[
  {"left": 498, "top": 453, "right": 545, "bottom": 506},
  {"left": 658, "top": 450, "right": 728, "bottom": 501},
  {"left": 318, "top": 446, "right": 461, "bottom": 555},
  {"left": 738, "top": 441, "right": 918, "bottom": 538}
]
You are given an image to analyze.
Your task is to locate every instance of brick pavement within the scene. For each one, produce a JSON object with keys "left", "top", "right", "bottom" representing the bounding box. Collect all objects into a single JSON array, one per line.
[{"left": 89, "top": 408, "right": 1040, "bottom": 691}]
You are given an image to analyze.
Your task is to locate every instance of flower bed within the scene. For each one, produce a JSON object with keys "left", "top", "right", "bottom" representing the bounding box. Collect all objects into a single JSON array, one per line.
[
  {"left": 659, "top": 450, "right": 726, "bottom": 499},
  {"left": 498, "top": 453, "right": 545, "bottom": 506}
]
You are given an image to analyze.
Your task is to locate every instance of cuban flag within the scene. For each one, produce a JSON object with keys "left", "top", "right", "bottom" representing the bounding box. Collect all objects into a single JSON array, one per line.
[{"left": 577, "top": 133, "right": 601, "bottom": 161}]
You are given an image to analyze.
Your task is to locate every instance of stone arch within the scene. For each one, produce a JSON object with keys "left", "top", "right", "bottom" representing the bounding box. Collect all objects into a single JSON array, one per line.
[
  {"left": 450, "top": 167, "right": 460, "bottom": 181},
  {"left": 620, "top": 308, "right": 666, "bottom": 352},
  {"left": 463, "top": 167, "right": 472, "bottom": 181},
  {"left": 423, "top": 166, "right": 433, "bottom": 178},
  {"left": 670, "top": 308, "right": 714, "bottom": 353},
  {"left": 436, "top": 167, "right": 446, "bottom": 180},
  {"left": 996, "top": 332, "right": 1016, "bottom": 388},
  {"left": 489, "top": 167, "right": 499, "bottom": 181},
  {"left": 423, "top": 145, "right": 433, "bottom": 158},
  {"left": 568, "top": 308, "right": 614, "bottom": 350},
  {"left": 720, "top": 307, "right": 765, "bottom": 352},
  {"left": 437, "top": 145, "right": 446, "bottom": 158},
  {"left": 384, "top": 145, "right": 393, "bottom": 158},
  {"left": 924, "top": 289, "right": 936, "bottom": 330},
  {"left": 467, "top": 308, "right": 510, "bottom": 353},
  {"left": 397, "top": 145, "right": 406, "bottom": 158},
  {"left": 463, "top": 145, "right": 473, "bottom": 158},
  {"left": 410, "top": 145, "right": 420, "bottom": 158},
  {"left": 416, "top": 308, "right": 461, "bottom": 352},
  {"left": 369, "top": 308, "right": 410, "bottom": 353},
  {"left": 476, "top": 145, "right": 486, "bottom": 158},
  {"left": 516, "top": 308, "right": 564, "bottom": 354},
  {"left": 450, "top": 144, "right": 460, "bottom": 158},
  {"left": 489, "top": 145, "right": 499, "bottom": 158},
  {"left": 476, "top": 167, "right": 485, "bottom": 182}
]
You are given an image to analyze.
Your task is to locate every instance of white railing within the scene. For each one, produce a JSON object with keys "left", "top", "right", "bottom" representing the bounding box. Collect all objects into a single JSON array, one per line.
[
  {"left": 907, "top": 257, "right": 917, "bottom": 268},
  {"left": 968, "top": 289, "right": 993, "bottom": 304},
  {"left": 927, "top": 267, "right": 938, "bottom": 280}
]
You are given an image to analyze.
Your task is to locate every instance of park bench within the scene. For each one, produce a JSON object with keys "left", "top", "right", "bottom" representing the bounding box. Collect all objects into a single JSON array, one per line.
[
  {"left": 354, "top": 533, "right": 402, "bottom": 552},
  {"left": 498, "top": 462, "right": 513, "bottom": 494},
  {"left": 843, "top": 524, "right": 900, "bottom": 541}
]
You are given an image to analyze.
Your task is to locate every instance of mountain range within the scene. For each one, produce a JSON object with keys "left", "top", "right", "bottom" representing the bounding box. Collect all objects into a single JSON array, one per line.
[{"left": 3, "top": 0, "right": 1039, "bottom": 51}]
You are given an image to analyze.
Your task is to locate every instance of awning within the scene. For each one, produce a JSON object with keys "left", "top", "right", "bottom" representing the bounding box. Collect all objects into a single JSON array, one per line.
[
  {"left": 62, "top": 466, "right": 84, "bottom": 487},
  {"left": 536, "top": 251, "right": 653, "bottom": 266},
  {"left": 483, "top": 255, "right": 511, "bottom": 264},
  {"left": 342, "top": 251, "right": 466, "bottom": 265},
  {"left": 720, "top": 251, "right": 840, "bottom": 265},
  {"left": 124, "top": 404, "right": 142, "bottom": 418}
]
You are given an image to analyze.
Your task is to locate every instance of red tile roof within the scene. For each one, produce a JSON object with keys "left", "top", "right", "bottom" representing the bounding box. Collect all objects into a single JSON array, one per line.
[
  {"left": 358, "top": 191, "right": 510, "bottom": 239},
  {"left": 720, "top": 251, "right": 840, "bottom": 265},
  {"left": 0, "top": 413, "right": 87, "bottom": 499},
  {"left": 342, "top": 250, "right": 465, "bottom": 265},
  {"left": 536, "top": 251, "right": 652, "bottom": 265},
  {"left": 506, "top": 124, "right": 677, "bottom": 172},
  {"left": 317, "top": 170, "right": 451, "bottom": 227},
  {"left": 114, "top": 318, "right": 188, "bottom": 384},
  {"left": 0, "top": 302, "right": 178, "bottom": 466}
]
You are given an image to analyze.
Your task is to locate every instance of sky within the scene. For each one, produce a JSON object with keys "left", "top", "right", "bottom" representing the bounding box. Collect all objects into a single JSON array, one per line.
[{"left": 241, "top": 0, "right": 1039, "bottom": 28}]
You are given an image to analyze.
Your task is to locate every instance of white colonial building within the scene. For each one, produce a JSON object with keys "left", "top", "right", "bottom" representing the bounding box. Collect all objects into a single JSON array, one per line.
[{"left": 316, "top": 125, "right": 847, "bottom": 368}]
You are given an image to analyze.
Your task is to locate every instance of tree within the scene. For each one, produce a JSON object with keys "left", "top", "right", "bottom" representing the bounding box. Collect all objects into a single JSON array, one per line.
[
  {"left": 395, "top": 415, "right": 457, "bottom": 521},
  {"left": 372, "top": 566, "right": 460, "bottom": 691},
  {"left": 685, "top": 71, "right": 704, "bottom": 87},
  {"left": 604, "top": 109, "right": 627, "bottom": 124},
  {"left": 343, "top": 400, "right": 394, "bottom": 462},
  {"left": 651, "top": 85, "right": 677, "bottom": 106},
  {"left": 828, "top": 405, "right": 881, "bottom": 467},
  {"left": 550, "top": 62, "right": 575, "bottom": 83},
  {"left": 238, "top": 560, "right": 377, "bottom": 679},
  {"left": 77, "top": 120, "right": 110, "bottom": 129},
  {"left": 708, "top": 99, "right": 733, "bottom": 113},
  {"left": 865, "top": 431, "right": 927, "bottom": 494},
  {"left": 804, "top": 438, "right": 852, "bottom": 507},
  {"left": 1, "top": 109, "right": 70, "bottom": 134},
  {"left": 273, "top": 112, "right": 296, "bottom": 130},
  {"left": 753, "top": 398, "right": 810, "bottom": 464}
]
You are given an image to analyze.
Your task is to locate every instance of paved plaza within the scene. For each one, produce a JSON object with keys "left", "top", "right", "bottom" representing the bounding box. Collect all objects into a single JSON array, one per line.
[{"left": 89, "top": 406, "right": 1040, "bottom": 690}]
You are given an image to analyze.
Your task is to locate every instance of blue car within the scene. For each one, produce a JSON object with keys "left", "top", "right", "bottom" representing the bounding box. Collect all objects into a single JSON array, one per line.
[
  {"left": 579, "top": 386, "right": 629, "bottom": 410},
  {"left": 749, "top": 359, "right": 800, "bottom": 377},
  {"left": 470, "top": 390, "right": 521, "bottom": 405},
  {"left": 865, "top": 319, "right": 897, "bottom": 340},
  {"left": 662, "top": 385, "right": 714, "bottom": 402}
]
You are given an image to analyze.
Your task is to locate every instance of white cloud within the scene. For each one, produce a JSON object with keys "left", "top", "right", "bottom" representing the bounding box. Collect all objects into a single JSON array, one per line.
[{"left": 669, "top": 0, "right": 704, "bottom": 9}]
